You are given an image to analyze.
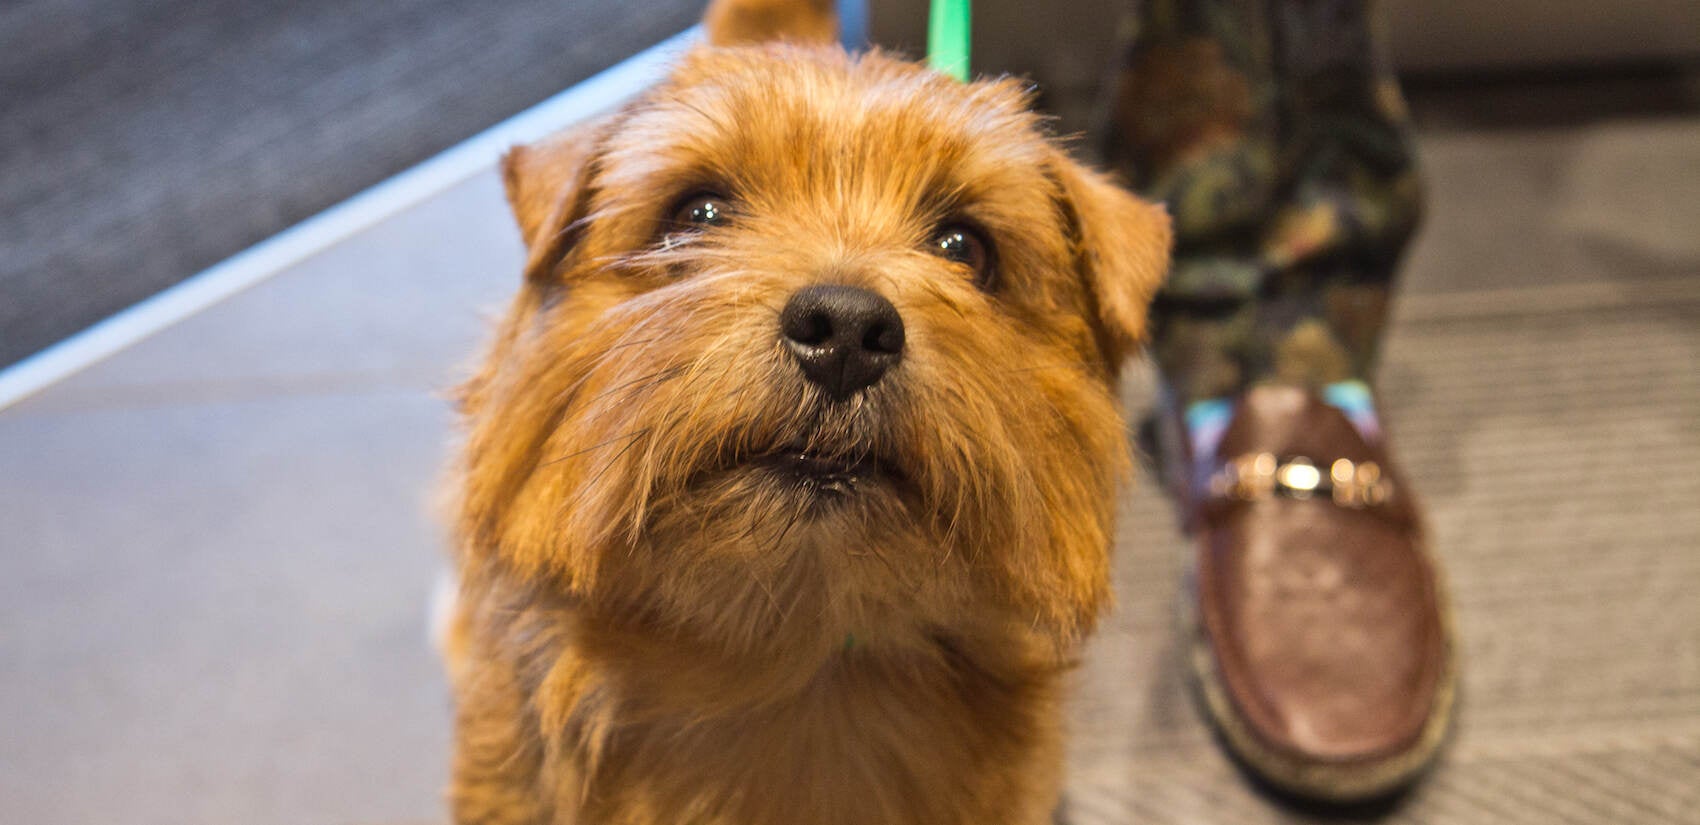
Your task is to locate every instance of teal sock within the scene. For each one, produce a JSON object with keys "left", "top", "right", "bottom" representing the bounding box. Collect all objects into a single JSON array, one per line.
[
  {"left": 1322, "top": 380, "right": 1382, "bottom": 442},
  {"left": 1184, "top": 380, "right": 1382, "bottom": 461}
]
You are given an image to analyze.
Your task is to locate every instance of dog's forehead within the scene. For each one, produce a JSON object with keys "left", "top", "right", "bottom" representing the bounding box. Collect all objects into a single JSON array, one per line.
[{"left": 601, "top": 46, "right": 1057, "bottom": 209}]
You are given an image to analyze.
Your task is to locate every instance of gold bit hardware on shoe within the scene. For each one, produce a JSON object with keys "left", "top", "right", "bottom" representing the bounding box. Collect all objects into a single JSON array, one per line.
[{"left": 1210, "top": 453, "right": 1392, "bottom": 507}]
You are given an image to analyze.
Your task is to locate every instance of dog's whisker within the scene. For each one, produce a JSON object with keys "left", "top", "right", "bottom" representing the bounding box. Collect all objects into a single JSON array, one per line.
[
  {"left": 542, "top": 427, "right": 652, "bottom": 468},
  {"left": 747, "top": 565, "right": 783, "bottom": 616},
  {"left": 543, "top": 332, "right": 668, "bottom": 410},
  {"left": 582, "top": 364, "right": 688, "bottom": 407},
  {"left": 553, "top": 428, "right": 651, "bottom": 526},
  {"left": 1002, "top": 359, "right": 1096, "bottom": 376}
]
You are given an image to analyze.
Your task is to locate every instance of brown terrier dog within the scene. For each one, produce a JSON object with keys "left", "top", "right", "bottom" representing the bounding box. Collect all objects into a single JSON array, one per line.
[{"left": 442, "top": 3, "right": 1170, "bottom": 823}]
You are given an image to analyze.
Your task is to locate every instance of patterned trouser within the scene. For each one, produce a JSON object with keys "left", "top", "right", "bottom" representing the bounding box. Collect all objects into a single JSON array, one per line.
[{"left": 1102, "top": 0, "right": 1421, "bottom": 407}]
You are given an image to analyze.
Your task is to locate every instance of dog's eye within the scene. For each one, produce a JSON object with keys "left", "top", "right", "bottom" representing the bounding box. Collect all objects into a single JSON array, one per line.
[
  {"left": 669, "top": 192, "right": 733, "bottom": 229},
  {"left": 930, "top": 224, "right": 994, "bottom": 288}
]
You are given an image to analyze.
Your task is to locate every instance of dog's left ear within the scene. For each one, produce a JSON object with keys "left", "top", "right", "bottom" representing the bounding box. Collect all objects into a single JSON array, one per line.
[
  {"left": 1049, "top": 153, "right": 1173, "bottom": 364},
  {"left": 501, "top": 119, "right": 610, "bottom": 284},
  {"left": 703, "top": 0, "right": 838, "bottom": 46}
]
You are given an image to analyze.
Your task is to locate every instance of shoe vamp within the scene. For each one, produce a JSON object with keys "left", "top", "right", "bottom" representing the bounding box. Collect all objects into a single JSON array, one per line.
[{"left": 1199, "top": 497, "right": 1446, "bottom": 762}]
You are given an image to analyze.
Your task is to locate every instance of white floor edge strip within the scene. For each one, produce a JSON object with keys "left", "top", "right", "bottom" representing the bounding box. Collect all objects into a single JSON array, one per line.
[{"left": 0, "top": 27, "right": 700, "bottom": 413}]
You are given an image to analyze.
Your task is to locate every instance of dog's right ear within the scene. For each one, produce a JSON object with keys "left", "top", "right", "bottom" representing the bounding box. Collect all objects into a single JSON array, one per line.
[
  {"left": 500, "top": 119, "right": 610, "bottom": 284},
  {"left": 703, "top": 0, "right": 838, "bottom": 46}
]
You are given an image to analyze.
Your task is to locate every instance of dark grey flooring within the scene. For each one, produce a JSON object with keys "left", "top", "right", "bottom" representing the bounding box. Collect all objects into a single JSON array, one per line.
[{"left": 0, "top": 0, "right": 703, "bottom": 368}]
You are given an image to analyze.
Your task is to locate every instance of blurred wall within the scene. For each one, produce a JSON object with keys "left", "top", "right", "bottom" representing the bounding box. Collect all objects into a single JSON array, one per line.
[
  {"left": 1386, "top": 0, "right": 1700, "bottom": 71},
  {"left": 869, "top": 0, "right": 1700, "bottom": 71},
  {"left": 863, "top": 0, "right": 1122, "bottom": 132},
  {"left": 864, "top": 0, "right": 1700, "bottom": 134}
]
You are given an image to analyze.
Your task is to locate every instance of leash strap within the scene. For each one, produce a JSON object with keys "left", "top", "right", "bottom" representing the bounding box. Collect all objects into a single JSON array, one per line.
[{"left": 927, "top": 0, "right": 971, "bottom": 81}]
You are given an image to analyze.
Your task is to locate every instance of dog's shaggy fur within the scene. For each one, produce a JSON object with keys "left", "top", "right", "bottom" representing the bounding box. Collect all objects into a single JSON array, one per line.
[{"left": 442, "top": 5, "right": 1171, "bottom": 823}]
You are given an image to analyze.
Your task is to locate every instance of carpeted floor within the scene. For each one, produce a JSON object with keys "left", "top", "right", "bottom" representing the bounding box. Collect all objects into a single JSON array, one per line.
[
  {"left": 1070, "top": 280, "right": 1700, "bottom": 825},
  {"left": 0, "top": 0, "right": 703, "bottom": 368}
]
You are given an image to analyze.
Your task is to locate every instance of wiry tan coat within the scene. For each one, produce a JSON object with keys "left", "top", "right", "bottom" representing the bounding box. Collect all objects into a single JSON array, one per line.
[{"left": 442, "top": 4, "right": 1171, "bottom": 823}]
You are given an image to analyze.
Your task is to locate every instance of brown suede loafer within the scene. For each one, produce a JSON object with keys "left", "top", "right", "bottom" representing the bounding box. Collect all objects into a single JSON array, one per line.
[{"left": 1166, "top": 384, "right": 1456, "bottom": 801}]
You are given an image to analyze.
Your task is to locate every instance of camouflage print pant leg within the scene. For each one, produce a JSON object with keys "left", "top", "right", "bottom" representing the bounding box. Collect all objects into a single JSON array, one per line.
[{"left": 1103, "top": 0, "right": 1422, "bottom": 406}]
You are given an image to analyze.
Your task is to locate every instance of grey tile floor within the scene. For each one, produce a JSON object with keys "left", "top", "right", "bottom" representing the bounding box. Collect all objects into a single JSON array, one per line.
[
  {"left": 0, "top": 172, "right": 519, "bottom": 825},
  {"left": 2, "top": 113, "right": 1697, "bottom": 824},
  {"left": 0, "top": 0, "right": 702, "bottom": 367}
]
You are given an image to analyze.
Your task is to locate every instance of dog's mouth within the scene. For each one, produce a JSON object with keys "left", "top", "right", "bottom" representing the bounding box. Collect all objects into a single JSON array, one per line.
[{"left": 745, "top": 439, "right": 908, "bottom": 496}]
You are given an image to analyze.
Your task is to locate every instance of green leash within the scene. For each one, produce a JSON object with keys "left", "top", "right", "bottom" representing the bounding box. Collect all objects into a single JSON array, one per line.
[{"left": 927, "top": 0, "right": 971, "bottom": 81}]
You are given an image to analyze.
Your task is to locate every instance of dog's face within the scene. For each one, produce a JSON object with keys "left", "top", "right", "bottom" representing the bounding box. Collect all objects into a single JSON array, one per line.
[{"left": 457, "top": 46, "right": 1169, "bottom": 660}]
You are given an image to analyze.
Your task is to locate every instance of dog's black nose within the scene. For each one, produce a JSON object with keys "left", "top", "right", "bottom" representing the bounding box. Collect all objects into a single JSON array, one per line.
[{"left": 780, "top": 285, "right": 905, "bottom": 401}]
